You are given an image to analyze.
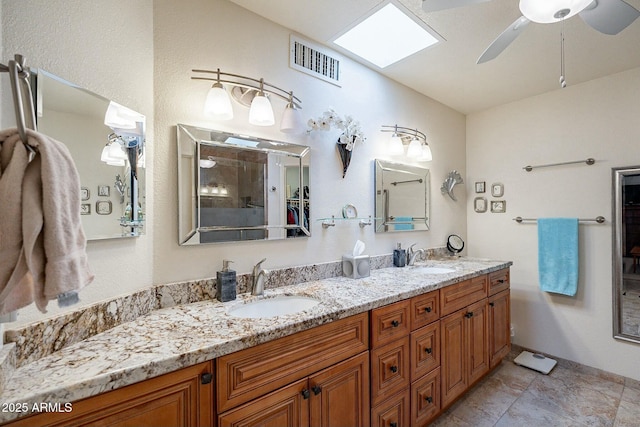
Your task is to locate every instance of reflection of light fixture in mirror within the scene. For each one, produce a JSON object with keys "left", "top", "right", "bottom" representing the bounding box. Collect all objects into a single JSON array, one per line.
[
  {"left": 211, "top": 184, "right": 219, "bottom": 195},
  {"left": 220, "top": 184, "right": 228, "bottom": 195},
  {"left": 101, "top": 134, "right": 128, "bottom": 166},
  {"left": 199, "top": 156, "right": 217, "bottom": 168},
  {"left": 191, "top": 69, "right": 301, "bottom": 131},
  {"left": 381, "top": 125, "right": 430, "bottom": 160}
]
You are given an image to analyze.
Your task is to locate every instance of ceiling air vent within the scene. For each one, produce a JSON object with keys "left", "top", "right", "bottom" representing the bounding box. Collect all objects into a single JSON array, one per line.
[{"left": 290, "top": 35, "right": 341, "bottom": 87}]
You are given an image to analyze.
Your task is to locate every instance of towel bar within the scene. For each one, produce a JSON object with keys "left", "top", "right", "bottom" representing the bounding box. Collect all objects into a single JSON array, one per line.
[{"left": 513, "top": 216, "right": 605, "bottom": 224}]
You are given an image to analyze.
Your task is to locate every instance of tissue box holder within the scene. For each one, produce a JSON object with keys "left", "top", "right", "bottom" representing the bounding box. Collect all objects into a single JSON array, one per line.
[{"left": 342, "top": 254, "right": 370, "bottom": 279}]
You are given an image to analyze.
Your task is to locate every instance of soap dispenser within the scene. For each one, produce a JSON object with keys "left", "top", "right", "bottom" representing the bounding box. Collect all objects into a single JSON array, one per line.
[
  {"left": 216, "top": 260, "right": 237, "bottom": 302},
  {"left": 393, "top": 243, "right": 406, "bottom": 267}
]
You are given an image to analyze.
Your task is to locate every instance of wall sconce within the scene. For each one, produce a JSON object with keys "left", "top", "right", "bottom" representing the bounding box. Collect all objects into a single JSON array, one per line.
[
  {"left": 381, "top": 125, "right": 432, "bottom": 161},
  {"left": 192, "top": 69, "right": 303, "bottom": 133}
]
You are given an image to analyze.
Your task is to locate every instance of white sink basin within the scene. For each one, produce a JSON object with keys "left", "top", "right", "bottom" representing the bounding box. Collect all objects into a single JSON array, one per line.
[
  {"left": 229, "top": 296, "right": 320, "bottom": 318},
  {"left": 410, "top": 266, "right": 456, "bottom": 274}
]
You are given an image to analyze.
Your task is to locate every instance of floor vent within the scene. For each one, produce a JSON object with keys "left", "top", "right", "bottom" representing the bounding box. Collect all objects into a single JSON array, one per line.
[{"left": 290, "top": 35, "right": 341, "bottom": 87}]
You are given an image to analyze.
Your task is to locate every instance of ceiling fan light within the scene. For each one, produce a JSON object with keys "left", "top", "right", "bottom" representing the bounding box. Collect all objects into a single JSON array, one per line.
[{"left": 519, "top": 0, "right": 593, "bottom": 23}]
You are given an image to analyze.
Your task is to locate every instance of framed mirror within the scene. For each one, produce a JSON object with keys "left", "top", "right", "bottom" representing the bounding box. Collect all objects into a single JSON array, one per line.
[
  {"left": 374, "top": 159, "right": 430, "bottom": 233},
  {"left": 613, "top": 166, "right": 640, "bottom": 343},
  {"left": 177, "top": 124, "right": 310, "bottom": 245},
  {"left": 31, "top": 69, "right": 146, "bottom": 240}
]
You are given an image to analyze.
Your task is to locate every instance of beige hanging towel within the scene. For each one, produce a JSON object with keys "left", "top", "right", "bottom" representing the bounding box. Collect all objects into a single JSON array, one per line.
[{"left": 0, "top": 128, "right": 94, "bottom": 315}]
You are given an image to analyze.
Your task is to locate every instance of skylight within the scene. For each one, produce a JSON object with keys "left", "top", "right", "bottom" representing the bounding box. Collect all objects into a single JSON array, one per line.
[{"left": 333, "top": 2, "right": 441, "bottom": 68}]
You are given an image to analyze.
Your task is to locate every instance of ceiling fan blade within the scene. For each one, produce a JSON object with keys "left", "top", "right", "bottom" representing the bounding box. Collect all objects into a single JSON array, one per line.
[
  {"left": 477, "top": 16, "right": 530, "bottom": 64},
  {"left": 422, "top": 0, "right": 492, "bottom": 13},
  {"left": 579, "top": 0, "right": 640, "bottom": 35}
]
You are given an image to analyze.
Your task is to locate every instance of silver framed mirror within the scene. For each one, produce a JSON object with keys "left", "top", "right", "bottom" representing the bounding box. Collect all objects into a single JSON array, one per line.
[
  {"left": 374, "top": 159, "right": 430, "bottom": 233},
  {"left": 177, "top": 124, "right": 310, "bottom": 245},
  {"left": 612, "top": 166, "right": 640, "bottom": 343}
]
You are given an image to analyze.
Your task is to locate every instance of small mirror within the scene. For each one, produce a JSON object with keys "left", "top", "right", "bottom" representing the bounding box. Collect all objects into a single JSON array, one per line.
[
  {"left": 32, "top": 69, "right": 146, "bottom": 240},
  {"left": 613, "top": 166, "right": 640, "bottom": 343},
  {"left": 374, "top": 159, "right": 430, "bottom": 233},
  {"left": 177, "top": 124, "right": 310, "bottom": 245}
]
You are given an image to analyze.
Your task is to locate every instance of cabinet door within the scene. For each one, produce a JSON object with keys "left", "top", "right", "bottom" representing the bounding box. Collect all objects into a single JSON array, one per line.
[
  {"left": 370, "top": 390, "right": 410, "bottom": 427},
  {"left": 467, "top": 299, "right": 489, "bottom": 385},
  {"left": 411, "top": 367, "right": 440, "bottom": 427},
  {"left": 411, "top": 321, "right": 440, "bottom": 381},
  {"left": 218, "top": 379, "right": 309, "bottom": 427},
  {"left": 4, "top": 362, "right": 214, "bottom": 427},
  {"left": 309, "top": 352, "right": 370, "bottom": 427},
  {"left": 489, "top": 289, "right": 511, "bottom": 368},
  {"left": 370, "top": 337, "right": 410, "bottom": 406},
  {"left": 440, "top": 310, "right": 466, "bottom": 408}
]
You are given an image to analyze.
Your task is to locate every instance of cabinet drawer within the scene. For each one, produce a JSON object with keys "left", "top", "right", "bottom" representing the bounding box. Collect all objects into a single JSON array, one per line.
[
  {"left": 370, "top": 336, "right": 410, "bottom": 406},
  {"left": 440, "top": 275, "right": 488, "bottom": 317},
  {"left": 371, "top": 300, "right": 411, "bottom": 348},
  {"left": 410, "top": 290, "right": 439, "bottom": 330},
  {"left": 411, "top": 321, "right": 440, "bottom": 381},
  {"left": 488, "top": 269, "right": 510, "bottom": 296},
  {"left": 216, "top": 312, "right": 368, "bottom": 412},
  {"left": 411, "top": 367, "right": 441, "bottom": 427},
  {"left": 371, "top": 390, "right": 410, "bottom": 427}
]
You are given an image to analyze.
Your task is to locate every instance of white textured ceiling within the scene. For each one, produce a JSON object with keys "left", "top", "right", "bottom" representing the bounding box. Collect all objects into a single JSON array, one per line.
[{"left": 229, "top": 0, "right": 640, "bottom": 114}]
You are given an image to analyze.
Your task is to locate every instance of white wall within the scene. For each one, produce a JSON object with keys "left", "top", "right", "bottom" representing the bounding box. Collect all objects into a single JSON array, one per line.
[
  {"left": 467, "top": 67, "right": 640, "bottom": 380},
  {"left": 1, "top": 0, "right": 154, "bottom": 326},
  {"left": 152, "top": 0, "right": 467, "bottom": 283}
]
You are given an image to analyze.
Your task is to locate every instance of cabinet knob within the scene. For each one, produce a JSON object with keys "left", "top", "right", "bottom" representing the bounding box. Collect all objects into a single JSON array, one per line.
[
  {"left": 312, "top": 385, "right": 322, "bottom": 395},
  {"left": 425, "top": 307, "right": 432, "bottom": 313},
  {"left": 391, "top": 320, "right": 399, "bottom": 327},
  {"left": 489, "top": 302, "right": 495, "bottom": 307},
  {"left": 465, "top": 312, "right": 474, "bottom": 318},
  {"left": 425, "top": 396, "right": 433, "bottom": 403},
  {"left": 301, "top": 389, "right": 310, "bottom": 399},
  {"left": 390, "top": 365, "right": 398, "bottom": 373},
  {"left": 200, "top": 373, "right": 213, "bottom": 385},
  {"left": 390, "top": 423, "right": 398, "bottom": 427},
  {"left": 498, "top": 279, "right": 505, "bottom": 283},
  {"left": 425, "top": 347, "right": 433, "bottom": 354}
]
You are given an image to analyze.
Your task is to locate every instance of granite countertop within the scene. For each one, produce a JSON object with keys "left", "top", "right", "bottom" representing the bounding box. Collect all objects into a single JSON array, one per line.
[{"left": 0, "top": 257, "right": 510, "bottom": 423}]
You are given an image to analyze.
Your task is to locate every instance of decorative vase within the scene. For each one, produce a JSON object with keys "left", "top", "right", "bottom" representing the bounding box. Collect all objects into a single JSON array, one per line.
[{"left": 336, "top": 135, "right": 355, "bottom": 178}]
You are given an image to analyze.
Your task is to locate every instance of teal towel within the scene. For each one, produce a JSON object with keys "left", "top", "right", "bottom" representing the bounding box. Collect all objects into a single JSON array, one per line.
[
  {"left": 394, "top": 216, "right": 414, "bottom": 231},
  {"left": 538, "top": 218, "right": 579, "bottom": 296}
]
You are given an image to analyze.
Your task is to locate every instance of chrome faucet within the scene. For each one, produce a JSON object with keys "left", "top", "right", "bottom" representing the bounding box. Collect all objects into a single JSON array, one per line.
[
  {"left": 407, "top": 244, "right": 424, "bottom": 266},
  {"left": 251, "top": 258, "right": 269, "bottom": 296}
]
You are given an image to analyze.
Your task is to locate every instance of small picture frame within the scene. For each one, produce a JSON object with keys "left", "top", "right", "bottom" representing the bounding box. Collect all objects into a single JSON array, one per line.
[
  {"left": 474, "top": 197, "right": 487, "bottom": 213},
  {"left": 80, "top": 187, "right": 90, "bottom": 201},
  {"left": 96, "top": 200, "right": 113, "bottom": 215},
  {"left": 80, "top": 203, "right": 91, "bottom": 215},
  {"left": 491, "top": 183, "right": 504, "bottom": 198},
  {"left": 98, "top": 185, "right": 110, "bottom": 197},
  {"left": 475, "top": 181, "right": 486, "bottom": 193},
  {"left": 491, "top": 200, "right": 506, "bottom": 213}
]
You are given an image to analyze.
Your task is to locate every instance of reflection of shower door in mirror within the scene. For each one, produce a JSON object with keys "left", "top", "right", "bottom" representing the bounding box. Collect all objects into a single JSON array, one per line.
[{"left": 612, "top": 167, "right": 640, "bottom": 343}]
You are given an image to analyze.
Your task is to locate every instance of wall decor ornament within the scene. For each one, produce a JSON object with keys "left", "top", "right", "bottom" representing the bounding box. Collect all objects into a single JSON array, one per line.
[{"left": 308, "top": 109, "right": 365, "bottom": 178}]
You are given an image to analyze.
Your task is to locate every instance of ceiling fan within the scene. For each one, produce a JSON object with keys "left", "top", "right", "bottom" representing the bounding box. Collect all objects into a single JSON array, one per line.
[{"left": 422, "top": 0, "right": 640, "bottom": 64}]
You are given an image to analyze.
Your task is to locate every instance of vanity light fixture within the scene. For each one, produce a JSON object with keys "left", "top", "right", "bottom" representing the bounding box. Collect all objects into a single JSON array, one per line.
[
  {"left": 192, "top": 68, "right": 302, "bottom": 131},
  {"left": 381, "top": 125, "right": 432, "bottom": 161}
]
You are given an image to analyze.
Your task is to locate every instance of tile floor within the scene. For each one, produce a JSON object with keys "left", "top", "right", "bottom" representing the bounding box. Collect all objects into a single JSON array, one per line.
[{"left": 430, "top": 349, "right": 640, "bottom": 427}]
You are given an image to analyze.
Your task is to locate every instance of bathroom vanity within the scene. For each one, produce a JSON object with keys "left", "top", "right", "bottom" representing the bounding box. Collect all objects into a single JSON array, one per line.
[{"left": 0, "top": 259, "right": 510, "bottom": 426}]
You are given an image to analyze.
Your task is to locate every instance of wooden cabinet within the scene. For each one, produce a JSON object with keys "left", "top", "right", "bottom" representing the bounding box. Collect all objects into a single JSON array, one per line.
[
  {"left": 370, "top": 336, "right": 410, "bottom": 406},
  {"left": 411, "top": 367, "right": 440, "bottom": 427},
  {"left": 370, "top": 390, "right": 410, "bottom": 427},
  {"left": 489, "top": 289, "right": 511, "bottom": 368},
  {"left": 441, "top": 298, "right": 489, "bottom": 408},
  {"left": 3, "top": 361, "right": 214, "bottom": 427},
  {"left": 370, "top": 300, "right": 410, "bottom": 348},
  {"left": 219, "top": 353, "right": 369, "bottom": 427}
]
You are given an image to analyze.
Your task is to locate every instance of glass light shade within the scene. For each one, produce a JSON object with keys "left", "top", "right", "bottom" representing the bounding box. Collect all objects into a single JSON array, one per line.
[
  {"left": 249, "top": 94, "right": 275, "bottom": 126},
  {"left": 389, "top": 134, "right": 405, "bottom": 155},
  {"left": 519, "top": 0, "right": 592, "bottom": 23},
  {"left": 280, "top": 103, "right": 304, "bottom": 133},
  {"left": 104, "top": 101, "right": 137, "bottom": 129},
  {"left": 199, "top": 157, "right": 216, "bottom": 168},
  {"left": 406, "top": 138, "right": 423, "bottom": 157},
  {"left": 100, "top": 143, "right": 126, "bottom": 166},
  {"left": 203, "top": 84, "right": 233, "bottom": 120},
  {"left": 418, "top": 144, "right": 433, "bottom": 162}
]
